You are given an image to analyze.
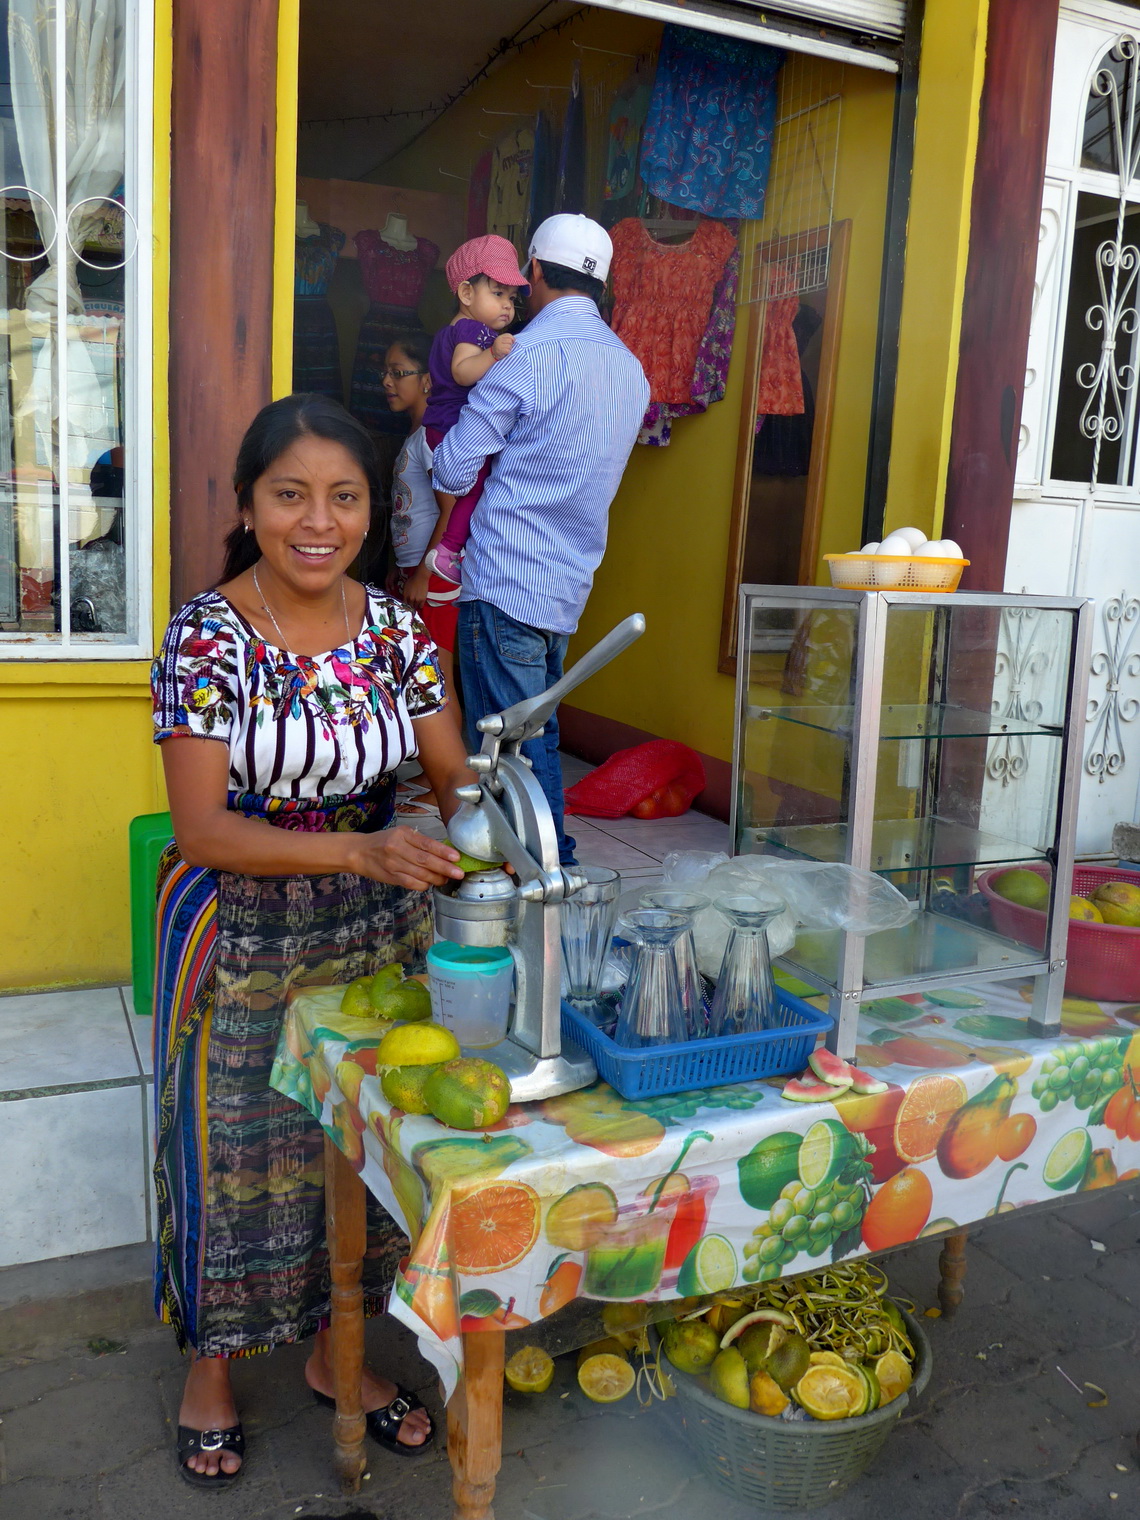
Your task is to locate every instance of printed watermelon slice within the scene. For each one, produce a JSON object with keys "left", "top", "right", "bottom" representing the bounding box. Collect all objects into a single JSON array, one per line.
[{"left": 809, "top": 1047, "right": 858, "bottom": 1088}]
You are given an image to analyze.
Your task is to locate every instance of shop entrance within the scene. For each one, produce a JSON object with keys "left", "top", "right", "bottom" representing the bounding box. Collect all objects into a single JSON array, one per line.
[{"left": 292, "top": 1, "right": 895, "bottom": 723}]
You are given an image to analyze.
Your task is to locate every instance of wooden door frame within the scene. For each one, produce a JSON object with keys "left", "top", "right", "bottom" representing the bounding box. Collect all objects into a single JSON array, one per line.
[
  {"left": 169, "top": 0, "right": 280, "bottom": 608},
  {"left": 718, "top": 218, "right": 851, "bottom": 677}
]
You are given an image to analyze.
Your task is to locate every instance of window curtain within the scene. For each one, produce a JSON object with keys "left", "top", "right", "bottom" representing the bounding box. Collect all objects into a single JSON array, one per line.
[{"left": 7, "top": 0, "right": 127, "bottom": 452}]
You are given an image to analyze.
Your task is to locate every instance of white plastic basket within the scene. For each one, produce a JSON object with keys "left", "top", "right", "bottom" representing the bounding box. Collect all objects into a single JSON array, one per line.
[{"left": 824, "top": 553, "right": 969, "bottom": 592}]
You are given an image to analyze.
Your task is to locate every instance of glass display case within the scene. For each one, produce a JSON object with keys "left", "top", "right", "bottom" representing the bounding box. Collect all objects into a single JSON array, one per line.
[{"left": 730, "top": 588, "right": 1093, "bottom": 1056}]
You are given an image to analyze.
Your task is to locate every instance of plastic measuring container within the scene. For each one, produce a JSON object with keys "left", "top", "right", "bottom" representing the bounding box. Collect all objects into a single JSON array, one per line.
[{"left": 426, "top": 941, "right": 514, "bottom": 1049}]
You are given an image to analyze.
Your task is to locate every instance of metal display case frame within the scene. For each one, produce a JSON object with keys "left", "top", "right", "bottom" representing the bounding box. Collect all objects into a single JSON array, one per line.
[{"left": 730, "top": 587, "right": 1094, "bottom": 1058}]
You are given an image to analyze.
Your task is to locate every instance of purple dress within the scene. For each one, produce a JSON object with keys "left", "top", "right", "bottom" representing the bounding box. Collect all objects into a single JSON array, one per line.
[{"left": 423, "top": 319, "right": 495, "bottom": 433}]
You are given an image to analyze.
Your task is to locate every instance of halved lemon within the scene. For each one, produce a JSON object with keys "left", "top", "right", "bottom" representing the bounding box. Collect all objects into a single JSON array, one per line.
[
  {"left": 808, "top": 1350, "right": 848, "bottom": 1369},
  {"left": 793, "top": 1364, "right": 866, "bottom": 1420},
  {"left": 577, "top": 1352, "right": 635, "bottom": 1403},
  {"left": 505, "top": 1346, "right": 555, "bottom": 1395},
  {"left": 873, "top": 1350, "right": 913, "bottom": 1404}
]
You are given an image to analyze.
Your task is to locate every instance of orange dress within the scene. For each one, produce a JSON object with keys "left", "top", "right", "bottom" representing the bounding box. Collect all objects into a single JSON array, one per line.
[{"left": 610, "top": 218, "right": 738, "bottom": 405}]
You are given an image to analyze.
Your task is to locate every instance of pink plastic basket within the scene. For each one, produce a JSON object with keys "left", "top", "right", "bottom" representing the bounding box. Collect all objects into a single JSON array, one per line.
[{"left": 977, "top": 862, "right": 1140, "bottom": 1002}]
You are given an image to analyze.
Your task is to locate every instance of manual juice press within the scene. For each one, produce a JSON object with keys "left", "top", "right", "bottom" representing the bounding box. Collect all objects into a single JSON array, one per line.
[{"left": 435, "top": 614, "right": 646, "bottom": 1102}]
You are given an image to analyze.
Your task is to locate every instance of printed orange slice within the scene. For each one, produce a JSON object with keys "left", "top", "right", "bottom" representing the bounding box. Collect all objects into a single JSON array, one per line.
[{"left": 449, "top": 1180, "right": 540, "bottom": 1275}]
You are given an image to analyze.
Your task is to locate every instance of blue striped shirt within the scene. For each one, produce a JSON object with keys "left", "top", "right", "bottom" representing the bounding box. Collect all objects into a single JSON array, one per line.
[{"left": 431, "top": 295, "right": 650, "bottom": 634}]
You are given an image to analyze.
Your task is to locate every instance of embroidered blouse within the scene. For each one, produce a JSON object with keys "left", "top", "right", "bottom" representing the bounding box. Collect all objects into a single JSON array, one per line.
[
  {"left": 151, "top": 587, "right": 445, "bottom": 799},
  {"left": 355, "top": 232, "right": 440, "bottom": 309}
]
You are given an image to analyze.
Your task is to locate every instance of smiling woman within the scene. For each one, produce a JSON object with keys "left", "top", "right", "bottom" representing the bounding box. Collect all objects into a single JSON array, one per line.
[{"left": 149, "top": 392, "right": 474, "bottom": 1485}]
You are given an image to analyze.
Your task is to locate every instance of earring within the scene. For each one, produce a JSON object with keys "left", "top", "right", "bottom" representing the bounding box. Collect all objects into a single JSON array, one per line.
[{"left": 243, "top": 521, "right": 251, "bottom": 533}]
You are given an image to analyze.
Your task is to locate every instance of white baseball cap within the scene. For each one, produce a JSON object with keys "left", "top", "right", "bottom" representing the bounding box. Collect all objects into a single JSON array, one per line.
[{"left": 527, "top": 214, "right": 613, "bottom": 284}]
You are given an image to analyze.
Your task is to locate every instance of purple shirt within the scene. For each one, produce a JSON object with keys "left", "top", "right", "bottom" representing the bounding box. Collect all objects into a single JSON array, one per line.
[{"left": 423, "top": 319, "right": 495, "bottom": 432}]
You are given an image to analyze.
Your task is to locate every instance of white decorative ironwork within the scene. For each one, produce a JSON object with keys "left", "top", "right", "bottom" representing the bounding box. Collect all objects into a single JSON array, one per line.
[
  {"left": 1085, "top": 591, "right": 1140, "bottom": 781},
  {"left": 1076, "top": 37, "right": 1140, "bottom": 479},
  {"left": 988, "top": 608, "right": 1051, "bottom": 786}
]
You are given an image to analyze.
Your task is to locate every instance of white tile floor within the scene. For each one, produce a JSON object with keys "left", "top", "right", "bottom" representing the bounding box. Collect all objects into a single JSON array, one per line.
[{"left": 0, "top": 755, "right": 730, "bottom": 1269}]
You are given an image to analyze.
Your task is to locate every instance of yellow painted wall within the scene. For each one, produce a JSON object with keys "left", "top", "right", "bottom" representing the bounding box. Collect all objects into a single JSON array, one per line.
[
  {"left": 0, "top": 0, "right": 173, "bottom": 992},
  {"left": 369, "top": 11, "right": 896, "bottom": 765}
]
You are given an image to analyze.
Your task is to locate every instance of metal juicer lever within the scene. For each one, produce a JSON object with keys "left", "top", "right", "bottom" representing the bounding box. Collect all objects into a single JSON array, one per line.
[{"left": 476, "top": 613, "right": 646, "bottom": 747}]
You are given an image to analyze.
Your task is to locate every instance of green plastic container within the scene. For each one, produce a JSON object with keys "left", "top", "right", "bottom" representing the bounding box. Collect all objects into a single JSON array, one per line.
[{"left": 129, "top": 811, "right": 174, "bottom": 1017}]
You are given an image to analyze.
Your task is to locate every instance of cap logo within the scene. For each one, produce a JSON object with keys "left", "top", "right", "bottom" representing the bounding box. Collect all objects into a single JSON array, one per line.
[{"left": 582, "top": 256, "right": 597, "bottom": 274}]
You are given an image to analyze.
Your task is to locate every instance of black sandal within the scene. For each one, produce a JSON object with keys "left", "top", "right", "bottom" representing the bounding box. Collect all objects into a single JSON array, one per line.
[
  {"left": 177, "top": 1424, "right": 245, "bottom": 1487},
  {"left": 312, "top": 1386, "right": 434, "bottom": 1456}
]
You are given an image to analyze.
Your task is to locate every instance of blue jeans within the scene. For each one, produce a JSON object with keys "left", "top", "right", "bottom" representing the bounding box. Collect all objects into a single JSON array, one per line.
[{"left": 457, "top": 600, "right": 577, "bottom": 865}]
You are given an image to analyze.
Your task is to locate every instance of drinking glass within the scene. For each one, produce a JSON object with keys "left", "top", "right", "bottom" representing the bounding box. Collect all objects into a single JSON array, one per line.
[
  {"left": 708, "top": 893, "right": 784, "bottom": 1037},
  {"left": 614, "top": 909, "right": 688, "bottom": 1048},
  {"left": 640, "top": 888, "right": 710, "bottom": 1038},
  {"left": 560, "top": 866, "right": 621, "bottom": 1011}
]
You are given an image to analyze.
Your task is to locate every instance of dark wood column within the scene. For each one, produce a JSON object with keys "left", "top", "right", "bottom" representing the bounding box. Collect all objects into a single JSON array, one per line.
[
  {"left": 941, "top": 0, "right": 1060, "bottom": 591},
  {"left": 169, "top": 0, "right": 280, "bottom": 607}
]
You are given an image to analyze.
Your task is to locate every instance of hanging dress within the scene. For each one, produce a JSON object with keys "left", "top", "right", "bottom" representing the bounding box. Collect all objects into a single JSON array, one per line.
[
  {"left": 293, "top": 222, "right": 345, "bottom": 399},
  {"left": 348, "top": 231, "right": 439, "bottom": 434},
  {"left": 150, "top": 587, "right": 444, "bottom": 1357}
]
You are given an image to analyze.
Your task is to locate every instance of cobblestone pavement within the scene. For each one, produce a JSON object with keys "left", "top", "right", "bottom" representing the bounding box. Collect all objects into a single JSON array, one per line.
[{"left": 2, "top": 1185, "right": 1139, "bottom": 1520}]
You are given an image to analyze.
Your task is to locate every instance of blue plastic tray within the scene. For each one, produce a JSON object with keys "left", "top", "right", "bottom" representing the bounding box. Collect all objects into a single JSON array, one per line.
[{"left": 561, "top": 988, "right": 833, "bottom": 1100}]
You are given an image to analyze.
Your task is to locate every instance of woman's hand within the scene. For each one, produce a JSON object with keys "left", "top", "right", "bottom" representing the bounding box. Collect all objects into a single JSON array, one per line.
[{"left": 352, "top": 824, "right": 464, "bottom": 891}]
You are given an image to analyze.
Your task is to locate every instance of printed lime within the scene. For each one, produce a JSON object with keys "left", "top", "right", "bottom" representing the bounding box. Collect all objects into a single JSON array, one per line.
[
  {"left": 676, "top": 1234, "right": 737, "bottom": 1296},
  {"left": 798, "top": 1118, "right": 857, "bottom": 1190},
  {"left": 545, "top": 1182, "right": 618, "bottom": 1250},
  {"left": 378, "top": 1021, "right": 460, "bottom": 1068},
  {"left": 505, "top": 1346, "right": 555, "bottom": 1394},
  {"left": 1043, "top": 1128, "right": 1092, "bottom": 1192},
  {"left": 577, "top": 1352, "right": 634, "bottom": 1403},
  {"left": 737, "top": 1132, "right": 803, "bottom": 1209}
]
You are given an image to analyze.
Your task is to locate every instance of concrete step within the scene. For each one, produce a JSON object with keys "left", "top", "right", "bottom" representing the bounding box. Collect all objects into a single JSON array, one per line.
[{"left": 0, "top": 1241, "right": 155, "bottom": 1357}]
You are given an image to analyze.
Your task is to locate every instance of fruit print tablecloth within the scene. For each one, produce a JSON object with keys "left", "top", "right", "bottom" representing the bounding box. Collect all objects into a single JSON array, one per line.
[{"left": 270, "top": 981, "right": 1140, "bottom": 1398}]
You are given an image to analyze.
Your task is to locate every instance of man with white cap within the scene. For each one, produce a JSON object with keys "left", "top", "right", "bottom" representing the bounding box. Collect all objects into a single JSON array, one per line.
[{"left": 432, "top": 213, "right": 649, "bottom": 865}]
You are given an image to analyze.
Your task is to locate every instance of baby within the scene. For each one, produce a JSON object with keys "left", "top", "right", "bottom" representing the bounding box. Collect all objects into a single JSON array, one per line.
[{"left": 421, "top": 234, "right": 528, "bottom": 593}]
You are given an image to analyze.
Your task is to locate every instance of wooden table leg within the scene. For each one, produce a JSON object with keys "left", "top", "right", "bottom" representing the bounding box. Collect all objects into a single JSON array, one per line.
[
  {"left": 938, "top": 1227, "right": 969, "bottom": 1318},
  {"left": 324, "top": 1133, "right": 368, "bottom": 1493},
  {"left": 447, "top": 1330, "right": 504, "bottom": 1520}
]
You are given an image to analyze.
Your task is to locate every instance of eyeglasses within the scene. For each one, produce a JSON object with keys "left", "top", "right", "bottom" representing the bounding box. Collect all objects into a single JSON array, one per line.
[{"left": 381, "top": 367, "right": 426, "bottom": 380}]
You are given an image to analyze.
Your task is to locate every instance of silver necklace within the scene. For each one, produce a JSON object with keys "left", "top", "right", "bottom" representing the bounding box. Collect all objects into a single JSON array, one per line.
[{"left": 252, "top": 564, "right": 351, "bottom": 650}]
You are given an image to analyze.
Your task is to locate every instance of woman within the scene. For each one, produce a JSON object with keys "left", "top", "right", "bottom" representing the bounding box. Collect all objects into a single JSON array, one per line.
[
  {"left": 152, "top": 393, "right": 472, "bottom": 1486},
  {"left": 383, "top": 336, "right": 461, "bottom": 698}
]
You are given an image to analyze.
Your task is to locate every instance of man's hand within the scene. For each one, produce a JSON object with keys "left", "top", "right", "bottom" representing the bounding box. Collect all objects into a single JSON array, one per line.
[{"left": 491, "top": 333, "right": 515, "bottom": 360}]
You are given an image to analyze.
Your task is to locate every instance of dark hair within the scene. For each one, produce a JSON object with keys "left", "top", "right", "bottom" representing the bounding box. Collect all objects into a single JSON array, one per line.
[
  {"left": 218, "top": 394, "right": 385, "bottom": 583},
  {"left": 535, "top": 258, "right": 606, "bottom": 304},
  {"left": 386, "top": 332, "right": 432, "bottom": 371}
]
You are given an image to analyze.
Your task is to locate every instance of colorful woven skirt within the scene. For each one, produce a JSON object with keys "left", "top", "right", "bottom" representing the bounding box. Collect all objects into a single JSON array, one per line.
[
  {"left": 348, "top": 302, "right": 424, "bottom": 434},
  {"left": 293, "top": 295, "right": 343, "bottom": 399},
  {"left": 151, "top": 787, "right": 433, "bottom": 1357}
]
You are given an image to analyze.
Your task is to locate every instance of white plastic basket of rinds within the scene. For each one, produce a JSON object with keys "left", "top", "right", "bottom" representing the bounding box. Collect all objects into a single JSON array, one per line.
[{"left": 826, "top": 527, "right": 968, "bottom": 592}]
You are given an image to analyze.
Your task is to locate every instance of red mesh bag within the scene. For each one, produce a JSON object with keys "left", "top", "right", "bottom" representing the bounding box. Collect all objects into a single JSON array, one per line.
[{"left": 564, "top": 740, "right": 706, "bottom": 820}]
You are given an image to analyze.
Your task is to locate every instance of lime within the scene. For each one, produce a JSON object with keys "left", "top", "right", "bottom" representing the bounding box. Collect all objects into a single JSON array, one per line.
[
  {"left": 765, "top": 1332, "right": 811, "bottom": 1390},
  {"left": 860, "top": 1363, "right": 882, "bottom": 1411},
  {"left": 453, "top": 850, "right": 503, "bottom": 874},
  {"left": 794, "top": 1363, "right": 865, "bottom": 1419},
  {"left": 378, "top": 1021, "right": 460, "bottom": 1067},
  {"left": 708, "top": 1348, "right": 750, "bottom": 1409},
  {"left": 662, "top": 1320, "right": 719, "bottom": 1374},
  {"left": 798, "top": 1119, "right": 856, "bottom": 1190},
  {"left": 1043, "top": 1128, "right": 1092, "bottom": 1191},
  {"left": 738, "top": 1132, "right": 803, "bottom": 1209},
  {"left": 340, "top": 976, "right": 375, "bottom": 1016},
  {"left": 873, "top": 1350, "right": 913, "bottom": 1403},
  {"left": 380, "top": 1063, "right": 441, "bottom": 1114},
  {"left": 676, "top": 1234, "right": 738, "bottom": 1295},
  {"left": 809, "top": 1351, "right": 848, "bottom": 1369},
  {"left": 424, "top": 1057, "right": 511, "bottom": 1130},
  {"left": 577, "top": 1352, "right": 634, "bottom": 1403},
  {"left": 505, "top": 1346, "right": 554, "bottom": 1394},
  {"left": 991, "top": 869, "right": 1050, "bottom": 909},
  {"left": 373, "top": 979, "right": 432, "bottom": 1023}
]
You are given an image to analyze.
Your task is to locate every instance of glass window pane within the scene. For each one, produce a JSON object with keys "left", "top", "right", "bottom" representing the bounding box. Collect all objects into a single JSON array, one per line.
[{"left": 1081, "top": 43, "right": 1139, "bottom": 174}]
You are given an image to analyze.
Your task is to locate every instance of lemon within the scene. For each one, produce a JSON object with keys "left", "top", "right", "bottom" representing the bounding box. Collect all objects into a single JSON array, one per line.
[
  {"left": 577, "top": 1352, "right": 634, "bottom": 1403},
  {"left": 873, "top": 1350, "right": 913, "bottom": 1404},
  {"left": 1070, "top": 896, "right": 1104, "bottom": 922},
  {"left": 373, "top": 979, "right": 433, "bottom": 1023},
  {"left": 380, "top": 1063, "right": 441, "bottom": 1114},
  {"left": 1093, "top": 879, "right": 1140, "bottom": 925},
  {"left": 505, "top": 1346, "right": 554, "bottom": 1394},
  {"left": 809, "top": 1351, "right": 848, "bottom": 1369},
  {"left": 378, "top": 1021, "right": 461, "bottom": 1068},
  {"left": 793, "top": 1363, "right": 866, "bottom": 1420}
]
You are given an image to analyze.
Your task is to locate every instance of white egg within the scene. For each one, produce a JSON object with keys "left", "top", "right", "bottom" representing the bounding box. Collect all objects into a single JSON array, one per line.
[
  {"left": 877, "top": 532, "right": 914, "bottom": 557},
  {"left": 939, "top": 538, "right": 963, "bottom": 558},
  {"left": 915, "top": 540, "right": 947, "bottom": 556},
  {"left": 860, "top": 541, "right": 881, "bottom": 554},
  {"left": 895, "top": 526, "right": 928, "bottom": 551}
]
